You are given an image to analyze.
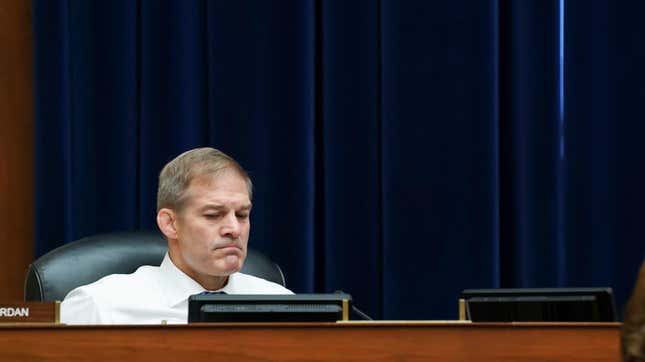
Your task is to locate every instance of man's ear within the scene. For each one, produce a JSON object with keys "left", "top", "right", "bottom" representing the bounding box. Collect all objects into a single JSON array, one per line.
[{"left": 157, "top": 208, "right": 178, "bottom": 240}]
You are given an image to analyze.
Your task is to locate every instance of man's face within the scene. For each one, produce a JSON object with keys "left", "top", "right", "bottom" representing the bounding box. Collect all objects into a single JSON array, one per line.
[{"left": 170, "top": 170, "right": 251, "bottom": 281}]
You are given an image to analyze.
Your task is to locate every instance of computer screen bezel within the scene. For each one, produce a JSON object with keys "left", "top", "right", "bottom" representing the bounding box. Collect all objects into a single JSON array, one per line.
[
  {"left": 187, "top": 293, "right": 352, "bottom": 323},
  {"left": 459, "top": 287, "right": 617, "bottom": 322}
]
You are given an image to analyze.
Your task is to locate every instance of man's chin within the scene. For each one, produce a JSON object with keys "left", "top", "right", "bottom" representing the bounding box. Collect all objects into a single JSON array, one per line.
[{"left": 214, "top": 257, "right": 243, "bottom": 275}]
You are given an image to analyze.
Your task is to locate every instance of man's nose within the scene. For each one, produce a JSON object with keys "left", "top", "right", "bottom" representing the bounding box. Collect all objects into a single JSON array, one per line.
[{"left": 220, "top": 213, "right": 241, "bottom": 238}]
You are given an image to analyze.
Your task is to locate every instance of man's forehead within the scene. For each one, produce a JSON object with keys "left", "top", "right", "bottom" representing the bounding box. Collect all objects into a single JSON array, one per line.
[
  {"left": 185, "top": 175, "right": 249, "bottom": 202},
  {"left": 186, "top": 183, "right": 249, "bottom": 199},
  {"left": 188, "top": 168, "right": 248, "bottom": 189}
]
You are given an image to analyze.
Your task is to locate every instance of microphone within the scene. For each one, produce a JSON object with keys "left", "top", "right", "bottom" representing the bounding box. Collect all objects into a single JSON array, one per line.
[{"left": 351, "top": 305, "right": 373, "bottom": 321}]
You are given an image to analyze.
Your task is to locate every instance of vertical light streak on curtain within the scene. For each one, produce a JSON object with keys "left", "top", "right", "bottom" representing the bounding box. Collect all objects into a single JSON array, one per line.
[{"left": 556, "top": 0, "right": 567, "bottom": 284}]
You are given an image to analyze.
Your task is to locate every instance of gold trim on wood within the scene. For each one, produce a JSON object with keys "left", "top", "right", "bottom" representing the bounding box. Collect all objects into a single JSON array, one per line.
[
  {"left": 458, "top": 299, "right": 467, "bottom": 321},
  {"left": 342, "top": 300, "right": 349, "bottom": 321},
  {"left": 54, "top": 301, "right": 60, "bottom": 324}
]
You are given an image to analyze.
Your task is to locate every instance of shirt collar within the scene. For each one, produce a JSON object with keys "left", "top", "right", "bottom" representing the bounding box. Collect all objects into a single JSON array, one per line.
[{"left": 159, "top": 253, "right": 237, "bottom": 307}]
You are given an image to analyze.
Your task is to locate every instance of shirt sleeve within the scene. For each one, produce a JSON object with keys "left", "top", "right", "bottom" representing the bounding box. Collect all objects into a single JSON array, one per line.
[{"left": 60, "top": 287, "right": 105, "bottom": 325}]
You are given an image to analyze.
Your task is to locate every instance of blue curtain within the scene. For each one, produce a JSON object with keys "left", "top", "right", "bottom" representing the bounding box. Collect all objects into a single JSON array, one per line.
[{"left": 33, "top": 0, "right": 645, "bottom": 320}]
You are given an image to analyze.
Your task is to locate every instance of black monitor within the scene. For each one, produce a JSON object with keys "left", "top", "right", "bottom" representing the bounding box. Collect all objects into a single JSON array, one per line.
[
  {"left": 459, "top": 288, "right": 617, "bottom": 322},
  {"left": 188, "top": 293, "right": 352, "bottom": 323}
]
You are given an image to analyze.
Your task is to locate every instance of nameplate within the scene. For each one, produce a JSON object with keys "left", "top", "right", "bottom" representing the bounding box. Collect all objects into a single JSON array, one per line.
[{"left": 0, "top": 302, "right": 60, "bottom": 324}]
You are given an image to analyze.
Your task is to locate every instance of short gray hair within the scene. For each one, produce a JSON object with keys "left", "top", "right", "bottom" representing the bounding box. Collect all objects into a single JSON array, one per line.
[{"left": 157, "top": 147, "right": 253, "bottom": 211}]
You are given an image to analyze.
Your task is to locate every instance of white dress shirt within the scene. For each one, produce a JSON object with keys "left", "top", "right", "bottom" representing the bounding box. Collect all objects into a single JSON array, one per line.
[{"left": 60, "top": 253, "right": 293, "bottom": 325}]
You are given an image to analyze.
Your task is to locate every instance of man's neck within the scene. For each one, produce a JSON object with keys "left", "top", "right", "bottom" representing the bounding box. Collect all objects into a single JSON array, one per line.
[{"left": 197, "top": 275, "right": 229, "bottom": 292}]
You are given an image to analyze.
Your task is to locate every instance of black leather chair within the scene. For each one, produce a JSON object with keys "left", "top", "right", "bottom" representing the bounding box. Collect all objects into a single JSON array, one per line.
[{"left": 24, "top": 230, "right": 286, "bottom": 301}]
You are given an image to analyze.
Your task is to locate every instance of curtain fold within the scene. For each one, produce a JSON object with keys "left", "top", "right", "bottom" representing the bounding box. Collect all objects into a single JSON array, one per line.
[
  {"left": 33, "top": 0, "right": 644, "bottom": 319},
  {"left": 499, "top": 0, "right": 561, "bottom": 287}
]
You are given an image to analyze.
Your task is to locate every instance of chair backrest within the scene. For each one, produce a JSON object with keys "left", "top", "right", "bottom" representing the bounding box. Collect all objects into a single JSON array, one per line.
[{"left": 24, "top": 230, "right": 286, "bottom": 301}]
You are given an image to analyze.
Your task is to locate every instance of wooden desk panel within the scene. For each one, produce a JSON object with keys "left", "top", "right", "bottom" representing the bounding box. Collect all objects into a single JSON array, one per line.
[{"left": 0, "top": 322, "right": 620, "bottom": 361}]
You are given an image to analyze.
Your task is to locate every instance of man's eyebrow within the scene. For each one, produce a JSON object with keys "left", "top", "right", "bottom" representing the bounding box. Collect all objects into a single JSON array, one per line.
[
  {"left": 199, "top": 204, "right": 225, "bottom": 211},
  {"left": 199, "top": 203, "right": 252, "bottom": 211}
]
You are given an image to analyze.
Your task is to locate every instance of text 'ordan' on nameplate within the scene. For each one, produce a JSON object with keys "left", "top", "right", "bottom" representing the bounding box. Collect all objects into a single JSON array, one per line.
[{"left": 0, "top": 301, "right": 60, "bottom": 324}]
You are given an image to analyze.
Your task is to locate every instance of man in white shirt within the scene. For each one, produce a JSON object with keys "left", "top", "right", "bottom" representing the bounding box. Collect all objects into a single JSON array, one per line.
[{"left": 61, "top": 147, "right": 293, "bottom": 324}]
